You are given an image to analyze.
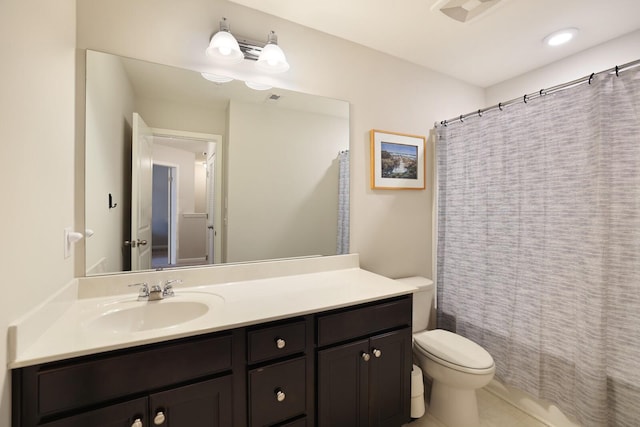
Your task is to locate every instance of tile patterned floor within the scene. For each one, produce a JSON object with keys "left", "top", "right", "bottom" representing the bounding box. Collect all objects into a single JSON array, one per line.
[{"left": 405, "top": 388, "right": 549, "bottom": 427}]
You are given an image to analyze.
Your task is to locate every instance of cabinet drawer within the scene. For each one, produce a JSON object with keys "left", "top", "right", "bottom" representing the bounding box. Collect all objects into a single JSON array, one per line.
[
  {"left": 249, "top": 357, "right": 306, "bottom": 427},
  {"left": 317, "top": 296, "right": 412, "bottom": 347},
  {"left": 29, "top": 333, "right": 232, "bottom": 418},
  {"left": 248, "top": 320, "right": 306, "bottom": 364},
  {"left": 279, "top": 417, "right": 306, "bottom": 427}
]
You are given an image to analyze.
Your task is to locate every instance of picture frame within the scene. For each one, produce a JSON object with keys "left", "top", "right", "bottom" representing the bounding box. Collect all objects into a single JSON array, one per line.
[{"left": 370, "top": 129, "right": 426, "bottom": 190}]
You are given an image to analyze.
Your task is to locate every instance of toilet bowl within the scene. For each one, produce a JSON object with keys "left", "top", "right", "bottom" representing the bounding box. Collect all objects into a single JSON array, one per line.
[{"left": 396, "top": 276, "right": 495, "bottom": 427}]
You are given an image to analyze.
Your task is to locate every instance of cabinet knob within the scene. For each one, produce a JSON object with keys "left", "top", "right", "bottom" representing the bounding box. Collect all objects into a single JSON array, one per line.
[
  {"left": 275, "top": 338, "right": 286, "bottom": 349},
  {"left": 275, "top": 389, "right": 286, "bottom": 402},
  {"left": 361, "top": 352, "right": 371, "bottom": 362},
  {"left": 372, "top": 348, "right": 382, "bottom": 358},
  {"left": 153, "top": 411, "right": 166, "bottom": 425},
  {"left": 131, "top": 419, "right": 143, "bottom": 427}
]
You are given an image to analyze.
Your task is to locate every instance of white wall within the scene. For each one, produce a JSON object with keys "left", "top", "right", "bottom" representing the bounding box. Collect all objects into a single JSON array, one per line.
[
  {"left": 76, "top": 0, "right": 485, "bottom": 278},
  {"left": 0, "top": 1, "right": 76, "bottom": 426},
  {"left": 85, "top": 50, "right": 135, "bottom": 273},
  {"left": 136, "top": 95, "right": 227, "bottom": 136},
  {"left": 486, "top": 30, "right": 640, "bottom": 105},
  {"left": 226, "top": 100, "right": 348, "bottom": 262}
]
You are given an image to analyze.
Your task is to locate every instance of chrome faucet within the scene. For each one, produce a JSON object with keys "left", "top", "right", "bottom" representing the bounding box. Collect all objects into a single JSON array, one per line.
[
  {"left": 162, "top": 279, "right": 181, "bottom": 298},
  {"left": 128, "top": 279, "right": 181, "bottom": 301},
  {"left": 128, "top": 282, "right": 150, "bottom": 300}
]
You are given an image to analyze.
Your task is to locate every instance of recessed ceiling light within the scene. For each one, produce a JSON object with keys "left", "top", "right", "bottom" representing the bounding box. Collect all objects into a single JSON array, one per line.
[{"left": 544, "top": 28, "right": 579, "bottom": 47}]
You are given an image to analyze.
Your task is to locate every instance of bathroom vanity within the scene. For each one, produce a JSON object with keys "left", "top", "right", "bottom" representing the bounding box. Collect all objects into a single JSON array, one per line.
[{"left": 9, "top": 256, "right": 416, "bottom": 427}]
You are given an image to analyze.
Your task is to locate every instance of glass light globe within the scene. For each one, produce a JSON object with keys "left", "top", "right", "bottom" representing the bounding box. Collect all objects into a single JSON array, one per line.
[{"left": 206, "top": 31, "right": 244, "bottom": 64}]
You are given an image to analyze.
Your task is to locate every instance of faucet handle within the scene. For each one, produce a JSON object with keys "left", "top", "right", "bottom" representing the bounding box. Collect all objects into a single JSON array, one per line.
[
  {"left": 128, "top": 282, "right": 149, "bottom": 299},
  {"left": 162, "top": 279, "right": 182, "bottom": 297}
]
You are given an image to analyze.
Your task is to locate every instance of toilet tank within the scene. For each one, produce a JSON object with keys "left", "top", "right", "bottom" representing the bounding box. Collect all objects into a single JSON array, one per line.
[{"left": 395, "top": 276, "right": 434, "bottom": 332}]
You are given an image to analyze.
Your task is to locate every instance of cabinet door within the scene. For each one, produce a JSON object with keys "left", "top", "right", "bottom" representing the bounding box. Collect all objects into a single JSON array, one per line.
[
  {"left": 40, "top": 397, "right": 147, "bottom": 427},
  {"left": 317, "top": 339, "right": 370, "bottom": 427},
  {"left": 149, "top": 376, "right": 233, "bottom": 427},
  {"left": 369, "top": 328, "right": 412, "bottom": 427}
]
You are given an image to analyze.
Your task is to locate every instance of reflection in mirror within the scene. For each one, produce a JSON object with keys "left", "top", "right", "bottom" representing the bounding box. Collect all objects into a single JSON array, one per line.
[{"left": 85, "top": 50, "right": 350, "bottom": 276}]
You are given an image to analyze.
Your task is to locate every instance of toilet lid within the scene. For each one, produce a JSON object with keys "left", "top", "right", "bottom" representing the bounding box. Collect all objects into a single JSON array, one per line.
[{"left": 414, "top": 329, "right": 494, "bottom": 370}]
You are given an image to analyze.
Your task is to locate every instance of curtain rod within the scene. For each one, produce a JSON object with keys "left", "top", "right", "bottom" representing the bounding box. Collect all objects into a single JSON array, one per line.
[{"left": 434, "top": 58, "right": 640, "bottom": 128}]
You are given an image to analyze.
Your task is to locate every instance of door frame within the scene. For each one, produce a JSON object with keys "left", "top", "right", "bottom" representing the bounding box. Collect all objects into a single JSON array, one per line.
[{"left": 152, "top": 128, "right": 223, "bottom": 264}]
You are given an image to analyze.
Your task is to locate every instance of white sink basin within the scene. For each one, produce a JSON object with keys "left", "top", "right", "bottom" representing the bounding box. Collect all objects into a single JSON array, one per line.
[{"left": 87, "top": 293, "right": 223, "bottom": 333}]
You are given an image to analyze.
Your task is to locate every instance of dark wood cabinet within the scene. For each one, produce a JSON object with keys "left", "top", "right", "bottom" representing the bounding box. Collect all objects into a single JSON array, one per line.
[
  {"left": 13, "top": 294, "right": 411, "bottom": 427},
  {"left": 316, "top": 297, "right": 412, "bottom": 427},
  {"left": 40, "top": 377, "right": 232, "bottom": 427},
  {"left": 40, "top": 398, "right": 147, "bottom": 427},
  {"left": 246, "top": 316, "right": 313, "bottom": 427},
  {"left": 368, "top": 329, "right": 412, "bottom": 427},
  {"left": 149, "top": 376, "right": 233, "bottom": 426},
  {"left": 317, "top": 339, "right": 370, "bottom": 427},
  {"left": 13, "top": 333, "right": 236, "bottom": 427}
]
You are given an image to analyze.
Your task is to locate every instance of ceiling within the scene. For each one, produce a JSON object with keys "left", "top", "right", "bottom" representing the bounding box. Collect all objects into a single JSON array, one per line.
[{"left": 228, "top": 0, "right": 640, "bottom": 88}]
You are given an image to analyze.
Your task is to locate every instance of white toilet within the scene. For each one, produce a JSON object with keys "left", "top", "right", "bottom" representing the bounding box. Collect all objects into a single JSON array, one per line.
[{"left": 397, "top": 277, "right": 495, "bottom": 427}]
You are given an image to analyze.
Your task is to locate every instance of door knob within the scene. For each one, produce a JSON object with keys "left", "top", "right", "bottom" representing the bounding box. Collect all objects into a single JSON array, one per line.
[
  {"left": 275, "top": 389, "right": 286, "bottom": 402},
  {"left": 138, "top": 239, "right": 148, "bottom": 246},
  {"left": 131, "top": 419, "right": 143, "bottom": 427},
  {"left": 275, "top": 338, "right": 286, "bottom": 349},
  {"left": 153, "top": 411, "right": 166, "bottom": 425},
  {"left": 361, "top": 352, "right": 371, "bottom": 362},
  {"left": 372, "top": 348, "right": 382, "bottom": 358}
]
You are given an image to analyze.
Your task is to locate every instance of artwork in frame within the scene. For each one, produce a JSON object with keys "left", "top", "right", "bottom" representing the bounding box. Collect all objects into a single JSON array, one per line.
[{"left": 370, "top": 129, "right": 426, "bottom": 190}]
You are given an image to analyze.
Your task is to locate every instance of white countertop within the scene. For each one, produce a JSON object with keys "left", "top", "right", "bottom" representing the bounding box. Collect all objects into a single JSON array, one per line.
[{"left": 8, "top": 260, "right": 416, "bottom": 368}]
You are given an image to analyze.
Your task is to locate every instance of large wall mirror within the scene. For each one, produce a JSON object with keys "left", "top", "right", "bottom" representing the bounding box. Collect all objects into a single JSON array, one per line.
[{"left": 85, "top": 50, "right": 350, "bottom": 276}]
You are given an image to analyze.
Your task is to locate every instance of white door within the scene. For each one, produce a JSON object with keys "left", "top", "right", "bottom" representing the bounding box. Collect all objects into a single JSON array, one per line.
[
  {"left": 206, "top": 139, "right": 223, "bottom": 264},
  {"left": 131, "top": 113, "right": 153, "bottom": 270}
]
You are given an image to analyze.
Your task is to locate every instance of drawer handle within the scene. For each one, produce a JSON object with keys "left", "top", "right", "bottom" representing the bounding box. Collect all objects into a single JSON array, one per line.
[
  {"left": 275, "top": 338, "right": 286, "bottom": 349},
  {"left": 153, "top": 411, "right": 166, "bottom": 425},
  {"left": 131, "top": 419, "right": 143, "bottom": 427},
  {"left": 361, "top": 352, "right": 371, "bottom": 362},
  {"left": 275, "top": 389, "right": 286, "bottom": 402},
  {"left": 372, "top": 348, "right": 382, "bottom": 358}
]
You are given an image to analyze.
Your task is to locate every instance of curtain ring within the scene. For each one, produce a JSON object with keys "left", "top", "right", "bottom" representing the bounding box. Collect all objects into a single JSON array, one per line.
[
  {"left": 523, "top": 94, "right": 528, "bottom": 104},
  {"left": 459, "top": 114, "right": 464, "bottom": 123},
  {"left": 498, "top": 102, "right": 503, "bottom": 111},
  {"left": 615, "top": 65, "right": 619, "bottom": 77},
  {"left": 477, "top": 109, "right": 483, "bottom": 117},
  {"left": 589, "top": 73, "right": 595, "bottom": 84},
  {"left": 443, "top": 120, "right": 448, "bottom": 127},
  {"left": 539, "top": 89, "right": 545, "bottom": 96}
]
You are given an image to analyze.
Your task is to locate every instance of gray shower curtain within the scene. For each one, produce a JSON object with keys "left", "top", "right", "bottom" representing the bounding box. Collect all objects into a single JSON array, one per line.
[
  {"left": 337, "top": 150, "right": 350, "bottom": 254},
  {"left": 436, "top": 67, "right": 640, "bottom": 426}
]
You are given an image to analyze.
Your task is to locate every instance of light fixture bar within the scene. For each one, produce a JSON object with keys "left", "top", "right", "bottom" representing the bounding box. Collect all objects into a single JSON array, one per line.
[{"left": 236, "top": 38, "right": 265, "bottom": 61}]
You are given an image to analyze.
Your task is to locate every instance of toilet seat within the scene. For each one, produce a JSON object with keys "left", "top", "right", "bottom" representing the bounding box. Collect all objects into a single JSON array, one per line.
[{"left": 413, "top": 329, "right": 495, "bottom": 375}]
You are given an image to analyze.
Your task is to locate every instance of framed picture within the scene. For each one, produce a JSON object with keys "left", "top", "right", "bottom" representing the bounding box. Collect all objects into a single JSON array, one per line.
[{"left": 370, "top": 129, "right": 426, "bottom": 190}]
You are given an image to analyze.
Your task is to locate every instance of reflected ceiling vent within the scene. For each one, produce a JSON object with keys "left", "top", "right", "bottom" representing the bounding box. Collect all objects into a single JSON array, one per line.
[
  {"left": 265, "top": 93, "right": 281, "bottom": 104},
  {"left": 432, "top": 0, "right": 507, "bottom": 23}
]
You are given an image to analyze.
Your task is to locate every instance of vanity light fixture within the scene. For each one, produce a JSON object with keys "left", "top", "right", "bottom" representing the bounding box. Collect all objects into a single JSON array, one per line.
[
  {"left": 255, "top": 31, "right": 290, "bottom": 73},
  {"left": 544, "top": 28, "right": 579, "bottom": 47},
  {"left": 206, "top": 17, "right": 244, "bottom": 64},
  {"left": 205, "top": 18, "right": 290, "bottom": 75}
]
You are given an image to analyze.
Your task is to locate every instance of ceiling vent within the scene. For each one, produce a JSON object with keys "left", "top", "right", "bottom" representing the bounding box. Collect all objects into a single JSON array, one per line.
[
  {"left": 265, "top": 93, "right": 281, "bottom": 104},
  {"left": 432, "top": 0, "right": 506, "bottom": 23}
]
